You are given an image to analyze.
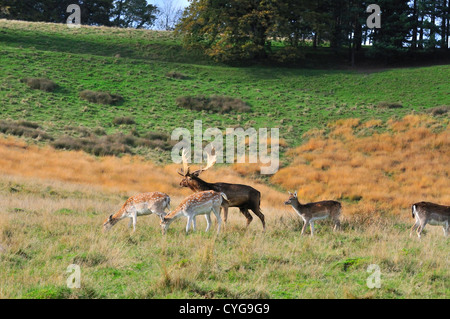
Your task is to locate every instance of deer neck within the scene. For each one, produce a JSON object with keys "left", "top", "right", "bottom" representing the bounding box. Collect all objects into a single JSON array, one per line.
[
  {"left": 163, "top": 209, "right": 183, "bottom": 224},
  {"left": 191, "top": 176, "right": 214, "bottom": 192},
  {"left": 290, "top": 198, "right": 304, "bottom": 216}
]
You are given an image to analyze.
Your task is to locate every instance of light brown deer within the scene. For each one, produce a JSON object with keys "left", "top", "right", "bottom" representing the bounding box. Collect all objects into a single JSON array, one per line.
[
  {"left": 160, "top": 190, "right": 226, "bottom": 234},
  {"left": 284, "top": 191, "right": 342, "bottom": 236},
  {"left": 103, "top": 192, "right": 170, "bottom": 232},
  {"left": 410, "top": 201, "right": 450, "bottom": 238},
  {"left": 178, "top": 148, "right": 265, "bottom": 230}
]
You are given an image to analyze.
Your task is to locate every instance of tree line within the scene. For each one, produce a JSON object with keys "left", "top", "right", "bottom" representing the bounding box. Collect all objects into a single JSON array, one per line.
[
  {"left": 176, "top": 0, "right": 449, "bottom": 63},
  {"left": 1, "top": 0, "right": 448, "bottom": 64},
  {"left": 0, "top": 0, "right": 183, "bottom": 30}
]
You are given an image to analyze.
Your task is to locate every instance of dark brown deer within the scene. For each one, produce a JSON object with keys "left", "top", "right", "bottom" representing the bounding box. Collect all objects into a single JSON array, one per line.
[{"left": 177, "top": 148, "right": 265, "bottom": 230}]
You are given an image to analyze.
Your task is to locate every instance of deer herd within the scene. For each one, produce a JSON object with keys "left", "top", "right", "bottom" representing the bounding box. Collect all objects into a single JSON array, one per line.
[{"left": 103, "top": 148, "right": 450, "bottom": 239}]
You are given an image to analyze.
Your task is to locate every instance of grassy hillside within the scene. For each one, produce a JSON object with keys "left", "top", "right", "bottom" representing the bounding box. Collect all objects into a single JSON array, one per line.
[
  {"left": 1, "top": 19, "right": 449, "bottom": 163},
  {"left": 0, "top": 20, "right": 449, "bottom": 300}
]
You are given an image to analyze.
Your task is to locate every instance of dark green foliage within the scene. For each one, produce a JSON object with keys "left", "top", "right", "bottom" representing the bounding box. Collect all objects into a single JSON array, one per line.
[
  {"left": 177, "top": 0, "right": 449, "bottom": 64},
  {"left": 0, "top": 0, "right": 158, "bottom": 29},
  {"left": 111, "top": 0, "right": 158, "bottom": 29},
  {"left": 0, "top": 0, "right": 115, "bottom": 25}
]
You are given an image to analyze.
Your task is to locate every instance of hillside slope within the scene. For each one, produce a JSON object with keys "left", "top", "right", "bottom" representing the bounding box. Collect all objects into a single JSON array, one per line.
[{"left": 1, "top": 20, "right": 449, "bottom": 164}]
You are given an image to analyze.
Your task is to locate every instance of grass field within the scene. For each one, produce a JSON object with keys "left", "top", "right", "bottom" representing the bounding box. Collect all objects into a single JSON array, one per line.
[
  {"left": 0, "top": 173, "right": 448, "bottom": 299},
  {"left": 0, "top": 20, "right": 449, "bottom": 299}
]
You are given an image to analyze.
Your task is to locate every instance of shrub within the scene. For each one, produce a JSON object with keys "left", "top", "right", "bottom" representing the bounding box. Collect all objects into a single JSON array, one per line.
[
  {"left": 51, "top": 135, "right": 132, "bottom": 156},
  {"left": 79, "top": 90, "right": 123, "bottom": 105},
  {"left": 271, "top": 46, "right": 305, "bottom": 64},
  {"left": 375, "top": 101, "right": 403, "bottom": 109},
  {"left": 20, "top": 78, "right": 57, "bottom": 92},
  {"left": 112, "top": 116, "right": 136, "bottom": 125},
  {"left": 176, "top": 95, "right": 251, "bottom": 113},
  {"left": 427, "top": 105, "right": 449, "bottom": 116},
  {"left": 51, "top": 130, "right": 174, "bottom": 156},
  {"left": 0, "top": 120, "right": 53, "bottom": 140},
  {"left": 165, "top": 71, "right": 188, "bottom": 79}
]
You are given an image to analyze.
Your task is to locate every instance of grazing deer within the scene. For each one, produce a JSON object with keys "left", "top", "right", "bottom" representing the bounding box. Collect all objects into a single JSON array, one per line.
[
  {"left": 178, "top": 148, "right": 265, "bottom": 230},
  {"left": 103, "top": 192, "right": 170, "bottom": 232},
  {"left": 160, "top": 190, "right": 225, "bottom": 234},
  {"left": 410, "top": 201, "right": 449, "bottom": 238},
  {"left": 284, "top": 191, "right": 342, "bottom": 236}
]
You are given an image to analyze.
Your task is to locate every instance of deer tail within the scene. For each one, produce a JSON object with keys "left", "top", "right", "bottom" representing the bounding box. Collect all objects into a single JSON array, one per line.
[
  {"left": 411, "top": 204, "right": 415, "bottom": 218},
  {"left": 220, "top": 192, "right": 229, "bottom": 203}
]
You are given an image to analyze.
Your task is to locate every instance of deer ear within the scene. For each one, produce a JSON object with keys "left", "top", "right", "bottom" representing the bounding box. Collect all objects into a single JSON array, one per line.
[
  {"left": 192, "top": 171, "right": 200, "bottom": 177},
  {"left": 108, "top": 214, "right": 113, "bottom": 221}
]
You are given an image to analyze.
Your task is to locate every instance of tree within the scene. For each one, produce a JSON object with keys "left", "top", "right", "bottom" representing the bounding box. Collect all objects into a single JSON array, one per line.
[
  {"left": 111, "top": 0, "right": 158, "bottom": 29},
  {"left": 154, "top": 0, "right": 183, "bottom": 31},
  {"left": 177, "top": 0, "right": 278, "bottom": 63},
  {"left": 0, "top": 0, "right": 114, "bottom": 25},
  {"left": 367, "top": 0, "right": 410, "bottom": 60}
]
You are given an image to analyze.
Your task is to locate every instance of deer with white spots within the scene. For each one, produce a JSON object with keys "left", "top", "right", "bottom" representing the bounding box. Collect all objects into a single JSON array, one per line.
[
  {"left": 410, "top": 202, "right": 449, "bottom": 238},
  {"left": 160, "top": 190, "right": 226, "bottom": 235},
  {"left": 103, "top": 192, "right": 170, "bottom": 232},
  {"left": 284, "top": 191, "right": 342, "bottom": 236}
]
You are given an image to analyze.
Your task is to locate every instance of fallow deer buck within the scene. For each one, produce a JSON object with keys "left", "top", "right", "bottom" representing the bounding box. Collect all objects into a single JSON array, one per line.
[
  {"left": 410, "top": 201, "right": 449, "bottom": 238},
  {"left": 177, "top": 148, "right": 265, "bottom": 230},
  {"left": 103, "top": 192, "right": 170, "bottom": 232},
  {"left": 160, "top": 190, "right": 225, "bottom": 234},
  {"left": 284, "top": 191, "right": 342, "bottom": 236}
]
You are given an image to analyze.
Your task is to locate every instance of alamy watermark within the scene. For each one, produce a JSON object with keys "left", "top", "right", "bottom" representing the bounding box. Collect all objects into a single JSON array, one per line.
[
  {"left": 66, "top": 264, "right": 81, "bottom": 289},
  {"left": 366, "top": 4, "right": 381, "bottom": 29},
  {"left": 171, "top": 120, "right": 280, "bottom": 175},
  {"left": 366, "top": 264, "right": 381, "bottom": 289},
  {"left": 66, "top": 4, "right": 81, "bottom": 28}
]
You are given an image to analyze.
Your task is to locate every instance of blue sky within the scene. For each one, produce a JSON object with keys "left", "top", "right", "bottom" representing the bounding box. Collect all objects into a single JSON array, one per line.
[{"left": 150, "top": 0, "right": 190, "bottom": 9}]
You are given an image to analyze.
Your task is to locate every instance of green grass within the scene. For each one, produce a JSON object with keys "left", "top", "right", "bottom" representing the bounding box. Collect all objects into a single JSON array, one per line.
[
  {"left": 0, "top": 20, "right": 448, "bottom": 299},
  {"left": 0, "top": 20, "right": 449, "bottom": 164},
  {"left": 0, "top": 175, "right": 448, "bottom": 299}
]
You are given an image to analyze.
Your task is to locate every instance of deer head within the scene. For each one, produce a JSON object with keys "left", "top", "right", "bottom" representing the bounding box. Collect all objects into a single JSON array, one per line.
[
  {"left": 284, "top": 191, "right": 298, "bottom": 205},
  {"left": 178, "top": 147, "right": 217, "bottom": 189}
]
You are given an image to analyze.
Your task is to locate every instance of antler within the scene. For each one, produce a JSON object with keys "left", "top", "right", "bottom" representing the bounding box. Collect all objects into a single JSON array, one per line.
[
  {"left": 177, "top": 148, "right": 190, "bottom": 176},
  {"left": 191, "top": 147, "right": 217, "bottom": 176}
]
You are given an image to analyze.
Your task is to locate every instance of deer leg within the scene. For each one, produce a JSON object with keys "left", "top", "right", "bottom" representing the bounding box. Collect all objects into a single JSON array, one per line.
[
  {"left": 410, "top": 220, "right": 420, "bottom": 238},
  {"left": 212, "top": 206, "right": 222, "bottom": 234},
  {"left": 251, "top": 207, "right": 266, "bottom": 230},
  {"left": 129, "top": 209, "right": 137, "bottom": 232},
  {"left": 221, "top": 204, "right": 229, "bottom": 223},
  {"left": 186, "top": 216, "right": 193, "bottom": 234},
  {"left": 310, "top": 221, "right": 315, "bottom": 237},
  {"left": 205, "top": 213, "right": 212, "bottom": 232},
  {"left": 301, "top": 219, "right": 310, "bottom": 236},
  {"left": 240, "top": 208, "right": 253, "bottom": 227},
  {"left": 191, "top": 216, "right": 197, "bottom": 231},
  {"left": 443, "top": 222, "right": 448, "bottom": 237},
  {"left": 417, "top": 221, "right": 427, "bottom": 238},
  {"left": 333, "top": 217, "right": 341, "bottom": 231}
]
